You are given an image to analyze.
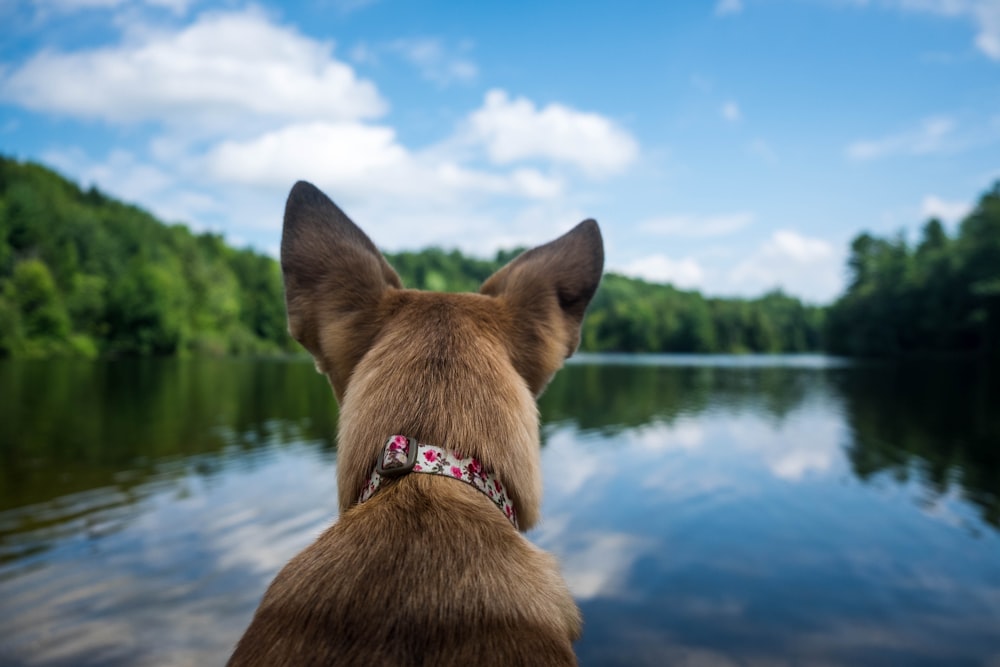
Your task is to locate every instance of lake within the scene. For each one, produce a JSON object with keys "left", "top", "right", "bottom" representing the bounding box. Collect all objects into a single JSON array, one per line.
[{"left": 1, "top": 355, "right": 999, "bottom": 666}]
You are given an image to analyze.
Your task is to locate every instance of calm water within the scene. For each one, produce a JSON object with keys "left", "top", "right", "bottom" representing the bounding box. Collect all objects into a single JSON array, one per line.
[{"left": 1, "top": 356, "right": 998, "bottom": 666}]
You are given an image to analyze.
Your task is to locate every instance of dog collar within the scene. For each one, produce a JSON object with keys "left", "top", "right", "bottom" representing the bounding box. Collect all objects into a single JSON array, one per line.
[{"left": 358, "top": 435, "right": 519, "bottom": 529}]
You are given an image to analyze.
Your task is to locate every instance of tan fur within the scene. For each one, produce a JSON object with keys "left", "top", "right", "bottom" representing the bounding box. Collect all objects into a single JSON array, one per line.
[{"left": 228, "top": 181, "right": 604, "bottom": 666}]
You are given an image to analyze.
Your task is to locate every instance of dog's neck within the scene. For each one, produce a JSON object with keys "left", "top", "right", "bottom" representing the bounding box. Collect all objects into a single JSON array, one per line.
[
  {"left": 358, "top": 435, "right": 519, "bottom": 528},
  {"left": 332, "top": 308, "right": 545, "bottom": 530}
]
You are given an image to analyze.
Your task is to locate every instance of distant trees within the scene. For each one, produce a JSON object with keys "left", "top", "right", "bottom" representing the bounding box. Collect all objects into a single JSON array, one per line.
[
  {"left": 388, "top": 252, "right": 824, "bottom": 354},
  {"left": 825, "top": 183, "right": 1000, "bottom": 357}
]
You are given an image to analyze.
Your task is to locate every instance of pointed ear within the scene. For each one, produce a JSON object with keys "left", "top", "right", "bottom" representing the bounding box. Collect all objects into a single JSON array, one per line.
[
  {"left": 481, "top": 220, "right": 603, "bottom": 395},
  {"left": 281, "top": 181, "right": 402, "bottom": 401}
]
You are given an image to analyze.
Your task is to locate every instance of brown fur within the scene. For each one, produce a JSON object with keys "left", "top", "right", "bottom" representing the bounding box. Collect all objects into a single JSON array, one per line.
[{"left": 228, "top": 181, "right": 604, "bottom": 666}]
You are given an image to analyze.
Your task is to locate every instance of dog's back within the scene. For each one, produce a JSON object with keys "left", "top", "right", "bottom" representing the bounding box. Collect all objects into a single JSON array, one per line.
[{"left": 228, "top": 182, "right": 603, "bottom": 666}]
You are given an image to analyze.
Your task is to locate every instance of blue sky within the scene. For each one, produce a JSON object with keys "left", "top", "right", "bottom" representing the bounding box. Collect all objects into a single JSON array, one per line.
[{"left": 2, "top": 0, "right": 999, "bottom": 303}]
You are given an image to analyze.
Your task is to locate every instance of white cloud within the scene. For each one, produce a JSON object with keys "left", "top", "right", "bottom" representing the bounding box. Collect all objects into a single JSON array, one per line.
[
  {"left": 205, "top": 121, "right": 564, "bottom": 203},
  {"left": 721, "top": 101, "right": 742, "bottom": 122},
  {"left": 728, "top": 230, "right": 842, "bottom": 302},
  {"left": 0, "top": 9, "right": 386, "bottom": 128},
  {"left": 893, "top": 0, "right": 1000, "bottom": 60},
  {"left": 920, "top": 194, "right": 972, "bottom": 223},
  {"left": 507, "top": 168, "right": 565, "bottom": 199},
  {"left": 207, "top": 122, "right": 407, "bottom": 187},
  {"left": 640, "top": 212, "right": 754, "bottom": 237},
  {"left": 767, "top": 229, "right": 835, "bottom": 262},
  {"left": 618, "top": 254, "right": 706, "bottom": 289},
  {"left": 465, "top": 89, "right": 639, "bottom": 177},
  {"left": 715, "top": 0, "right": 744, "bottom": 17},
  {"left": 846, "top": 116, "right": 955, "bottom": 160}
]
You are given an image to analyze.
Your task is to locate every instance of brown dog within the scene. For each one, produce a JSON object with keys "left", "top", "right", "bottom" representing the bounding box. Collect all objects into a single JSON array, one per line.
[{"left": 228, "top": 181, "right": 603, "bottom": 666}]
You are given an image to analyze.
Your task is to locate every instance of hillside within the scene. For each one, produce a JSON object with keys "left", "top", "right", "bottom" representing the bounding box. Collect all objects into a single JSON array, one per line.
[
  {"left": 0, "top": 157, "right": 289, "bottom": 357},
  {"left": 0, "top": 156, "right": 825, "bottom": 358}
]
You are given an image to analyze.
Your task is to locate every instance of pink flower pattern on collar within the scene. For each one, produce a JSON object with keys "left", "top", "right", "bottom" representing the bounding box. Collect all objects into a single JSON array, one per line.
[{"left": 358, "top": 435, "right": 518, "bottom": 529}]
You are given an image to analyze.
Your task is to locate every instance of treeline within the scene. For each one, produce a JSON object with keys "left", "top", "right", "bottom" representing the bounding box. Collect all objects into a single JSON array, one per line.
[
  {"left": 581, "top": 275, "right": 823, "bottom": 353},
  {"left": 0, "top": 156, "right": 291, "bottom": 357},
  {"left": 385, "top": 252, "right": 824, "bottom": 353},
  {"left": 826, "top": 183, "right": 1000, "bottom": 357},
  {"left": 386, "top": 247, "right": 826, "bottom": 353}
]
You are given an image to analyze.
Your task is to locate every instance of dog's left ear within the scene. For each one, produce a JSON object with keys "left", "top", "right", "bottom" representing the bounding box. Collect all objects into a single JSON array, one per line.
[
  {"left": 281, "top": 181, "right": 402, "bottom": 402},
  {"left": 481, "top": 220, "right": 604, "bottom": 395}
]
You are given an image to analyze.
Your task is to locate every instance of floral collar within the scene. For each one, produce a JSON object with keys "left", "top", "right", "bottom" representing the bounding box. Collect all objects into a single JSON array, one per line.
[{"left": 358, "top": 435, "right": 518, "bottom": 529}]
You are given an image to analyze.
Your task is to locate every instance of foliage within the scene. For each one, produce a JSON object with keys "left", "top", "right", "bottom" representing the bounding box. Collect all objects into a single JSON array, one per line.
[
  {"left": 0, "top": 156, "right": 293, "bottom": 358},
  {"left": 576, "top": 274, "right": 823, "bottom": 353},
  {"left": 826, "top": 183, "right": 1000, "bottom": 357}
]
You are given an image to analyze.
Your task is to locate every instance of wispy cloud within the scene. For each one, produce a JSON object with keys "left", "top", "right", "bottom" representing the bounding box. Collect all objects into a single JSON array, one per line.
[
  {"left": 845, "top": 1, "right": 1000, "bottom": 61},
  {"left": 721, "top": 100, "right": 742, "bottom": 122},
  {"left": 387, "top": 38, "right": 478, "bottom": 86},
  {"left": 351, "top": 37, "right": 479, "bottom": 86},
  {"left": 327, "top": 0, "right": 380, "bottom": 14},
  {"left": 30, "top": 0, "right": 193, "bottom": 16},
  {"left": 748, "top": 138, "right": 778, "bottom": 163},
  {"left": 715, "top": 0, "right": 744, "bottom": 17},
  {"left": 892, "top": 0, "right": 1000, "bottom": 60},
  {"left": 846, "top": 117, "right": 956, "bottom": 160}
]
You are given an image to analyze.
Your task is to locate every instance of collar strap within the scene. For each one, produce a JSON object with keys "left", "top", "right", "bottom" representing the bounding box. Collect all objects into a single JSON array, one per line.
[{"left": 359, "top": 435, "right": 518, "bottom": 529}]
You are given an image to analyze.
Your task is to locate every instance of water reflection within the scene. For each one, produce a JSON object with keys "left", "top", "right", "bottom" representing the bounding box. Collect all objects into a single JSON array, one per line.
[
  {"left": 0, "top": 358, "right": 337, "bottom": 506},
  {"left": 834, "top": 361, "right": 1000, "bottom": 530},
  {"left": 541, "top": 355, "right": 844, "bottom": 432},
  {"left": 531, "top": 357, "right": 1000, "bottom": 666},
  {"left": 0, "top": 356, "right": 998, "bottom": 666}
]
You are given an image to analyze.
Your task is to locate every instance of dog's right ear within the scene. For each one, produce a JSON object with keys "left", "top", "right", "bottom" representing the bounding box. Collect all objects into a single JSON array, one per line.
[
  {"left": 281, "top": 181, "right": 402, "bottom": 402},
  {"left": 481, "top": 220, "right": 604, "bottom": 395}
]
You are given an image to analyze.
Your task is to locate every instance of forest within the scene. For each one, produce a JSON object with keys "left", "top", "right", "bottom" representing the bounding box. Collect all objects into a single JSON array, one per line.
[
  {"left": 1, "top": 154, "right": 997, "bottom": 358},
  {"left": 825, "top": 182, "right": 1000, "bottom": 357}
]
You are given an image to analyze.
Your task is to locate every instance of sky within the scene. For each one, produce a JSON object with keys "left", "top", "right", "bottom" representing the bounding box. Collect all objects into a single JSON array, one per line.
[{"left": 2, "top": 0, "right": 999, "bottom": 303}]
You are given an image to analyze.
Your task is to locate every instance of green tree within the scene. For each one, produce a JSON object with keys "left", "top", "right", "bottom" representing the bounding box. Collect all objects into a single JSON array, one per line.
[
  {"left": 827, "top": 181, "right": 1000, "bottom": 357},
  {"left": 13, "top": 258, "right": 70, "bottom": 340}
]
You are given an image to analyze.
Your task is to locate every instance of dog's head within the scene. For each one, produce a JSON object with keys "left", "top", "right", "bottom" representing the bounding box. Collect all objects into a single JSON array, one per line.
[{"left": 280, "top": 181, "right": 603, "bottom": 526}]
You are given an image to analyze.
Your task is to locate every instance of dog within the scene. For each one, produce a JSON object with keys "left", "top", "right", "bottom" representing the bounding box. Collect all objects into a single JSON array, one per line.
[{"left": 227, "top": 181, "right": 604, "bottom": 666}]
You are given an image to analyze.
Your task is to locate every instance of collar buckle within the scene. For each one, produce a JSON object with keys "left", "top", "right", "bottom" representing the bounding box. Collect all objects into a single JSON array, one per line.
[{"left": 375, "top": 435, "right": 418, "bottom": 478}]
